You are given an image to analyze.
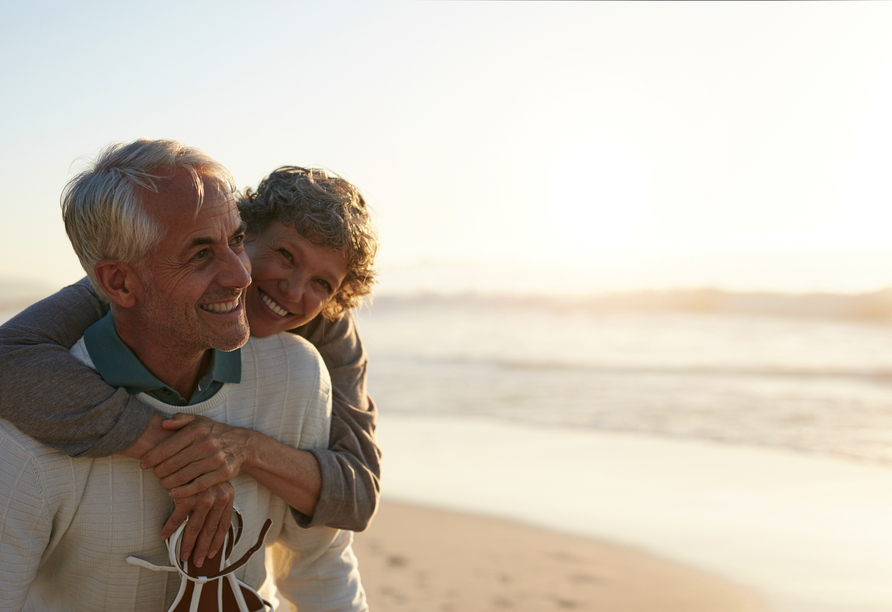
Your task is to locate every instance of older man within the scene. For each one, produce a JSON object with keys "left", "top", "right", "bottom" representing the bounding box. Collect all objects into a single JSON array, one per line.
[{"left": 0, "top": 139, "right": 366, "bottom": 611}]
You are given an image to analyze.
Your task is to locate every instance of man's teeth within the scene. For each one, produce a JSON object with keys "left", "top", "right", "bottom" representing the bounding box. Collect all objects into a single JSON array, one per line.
[
  {"left": 201, "top": 299, "right": 239, "bottom": 313},
  {"left": 261, "top": 292, "right": 289, "bottom": 317}
]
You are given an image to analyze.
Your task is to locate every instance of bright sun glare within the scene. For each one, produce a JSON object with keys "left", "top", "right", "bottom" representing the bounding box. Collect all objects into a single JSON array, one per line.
[{"left": 551, "top": 143, "right": 650, "bottom": 249}]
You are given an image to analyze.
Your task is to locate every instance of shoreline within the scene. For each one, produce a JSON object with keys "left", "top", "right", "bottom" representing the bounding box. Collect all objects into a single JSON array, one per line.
[
  {"left": 353, "top": 500, "right": 768, "bottom": 612},
  {"left": 373, "top": 414, "right": 892, "bottom": 612}
]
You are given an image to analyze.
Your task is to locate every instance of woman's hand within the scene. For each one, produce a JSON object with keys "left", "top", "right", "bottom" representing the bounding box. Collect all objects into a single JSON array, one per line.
[{"left": 141, "top": 413, "right": 253, "bottom": 497}]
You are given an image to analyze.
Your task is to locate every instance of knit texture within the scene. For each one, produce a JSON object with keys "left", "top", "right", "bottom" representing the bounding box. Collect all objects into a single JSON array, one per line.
[{"left": 0, "top": 333, "right": 367, "bottom": 612}]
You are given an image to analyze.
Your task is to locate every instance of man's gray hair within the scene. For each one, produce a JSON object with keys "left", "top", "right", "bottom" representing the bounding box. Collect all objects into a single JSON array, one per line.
[
  {"left": 239, "top": 166, "right": 378, "bottom": 320},
  {"left": 62, "top": 138, "right": 235, "bottom": 299}
]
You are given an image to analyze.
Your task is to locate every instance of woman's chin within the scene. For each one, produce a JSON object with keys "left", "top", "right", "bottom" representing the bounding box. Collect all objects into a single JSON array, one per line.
[
  {"left": 247, "top": 308, "right": 277, "bottom": 338},
  {"left": 247, "top": 300, "right": 287, "bottom": 337},
  {"left": 247, "top": 300, "right": 314, "bottom": 336},
  {"left": 247, "top": 317, "right": 278, "bottom": 338}
]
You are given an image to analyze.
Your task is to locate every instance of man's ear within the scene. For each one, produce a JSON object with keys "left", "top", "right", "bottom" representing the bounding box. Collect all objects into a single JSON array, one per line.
[{"left": 93, "top": 259, "right": 142, "bottom": 308}]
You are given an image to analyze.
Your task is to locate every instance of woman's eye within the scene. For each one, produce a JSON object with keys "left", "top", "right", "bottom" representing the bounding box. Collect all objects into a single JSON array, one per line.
[
  {"left": 278, "top": 248, "right": 294, "bottom": 262},
  {"left": 316, "top": 279, "right": 333, "bottom": 292}
]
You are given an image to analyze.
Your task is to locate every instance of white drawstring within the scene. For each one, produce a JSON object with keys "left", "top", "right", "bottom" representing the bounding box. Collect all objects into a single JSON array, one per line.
[{"left": 125, "top": 508, "right": 272, "bottom": 612}]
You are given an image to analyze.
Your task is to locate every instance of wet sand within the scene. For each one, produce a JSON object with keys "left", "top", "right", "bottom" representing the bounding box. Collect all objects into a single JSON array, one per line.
[
  {"left": 353, "top": 500, "right": 768, "bottom": 612},
  {"left": 369, "top": 415, "right": 892, "bottom": 611}
]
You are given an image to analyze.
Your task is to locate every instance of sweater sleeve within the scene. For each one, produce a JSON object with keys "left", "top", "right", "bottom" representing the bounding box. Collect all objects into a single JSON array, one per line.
[
  {"left": 291, "top": 312, "right": 381, "bottom": 532},
  {"left": 0, "top": 278, "right": 153, "bottom": 457}
]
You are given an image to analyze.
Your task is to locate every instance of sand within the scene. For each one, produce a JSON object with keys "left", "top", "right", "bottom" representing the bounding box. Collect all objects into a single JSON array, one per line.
[
  {"left": 353, "top": 500, "right": 769, "bottom": 612},
  {"left": 369, "top": 415, "right": 892, "bottom": 612}
]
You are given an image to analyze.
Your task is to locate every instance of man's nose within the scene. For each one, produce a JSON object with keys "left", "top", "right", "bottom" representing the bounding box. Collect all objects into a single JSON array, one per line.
[{"left": 219, "top": 247, "right": 252, "bottom": 289}]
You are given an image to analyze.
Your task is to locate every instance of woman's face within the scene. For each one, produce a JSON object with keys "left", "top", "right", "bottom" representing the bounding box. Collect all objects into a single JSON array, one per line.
[{"left": 244, "top": 220, "right": 348, "bottom": 338}]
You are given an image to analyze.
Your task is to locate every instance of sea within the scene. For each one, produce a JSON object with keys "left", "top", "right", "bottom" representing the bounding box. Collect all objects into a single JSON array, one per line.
[
  {"left": 353, "top": 291, "right": 892, "bottom": 610},
  {"left": 353, "top": 291, "right": 892, "bottom": 467},
  {"left": 4, "top": 287, "right": 892, "bottom": 467}
]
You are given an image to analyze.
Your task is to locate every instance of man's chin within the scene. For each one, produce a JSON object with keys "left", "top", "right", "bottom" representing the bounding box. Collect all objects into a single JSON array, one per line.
[
  {"left": 206, "top": 317, "right": 251, "bottom": 352},
  {"left": 217, "top": 327, "right": 251, "bottom": 352},
  {"left": 215, "top": 338, "right": 249, "bottom": 352}
]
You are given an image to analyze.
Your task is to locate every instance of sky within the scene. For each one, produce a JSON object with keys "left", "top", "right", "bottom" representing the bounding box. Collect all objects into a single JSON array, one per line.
[{"left": 3, "top": 1, "right": 892, "bottom": 298}]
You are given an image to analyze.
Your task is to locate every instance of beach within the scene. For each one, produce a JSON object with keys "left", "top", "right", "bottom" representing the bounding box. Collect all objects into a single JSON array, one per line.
[
  {"left": 348, "top": 300, "right": 892, "bottom": 611},
  {"left": 354, "top": 500, "right": 768, "bottom": 612},
  {"left": 361, "top": 414, "right": 892, "bottom": 612}
]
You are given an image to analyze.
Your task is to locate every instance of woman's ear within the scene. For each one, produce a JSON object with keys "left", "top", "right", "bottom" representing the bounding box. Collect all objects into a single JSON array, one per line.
[{"left": 93, "top": 259, "right": 141, "bottom": 308}]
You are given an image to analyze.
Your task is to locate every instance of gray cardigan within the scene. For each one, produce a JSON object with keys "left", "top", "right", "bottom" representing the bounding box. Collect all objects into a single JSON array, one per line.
[{"left": 0, "top": 278, "right": 381, "bottom": 531}]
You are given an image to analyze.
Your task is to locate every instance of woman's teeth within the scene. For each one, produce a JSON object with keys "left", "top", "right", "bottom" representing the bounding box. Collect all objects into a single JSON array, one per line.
[{"left": 261, "top": 291, "right": 289, "bottom": 317}]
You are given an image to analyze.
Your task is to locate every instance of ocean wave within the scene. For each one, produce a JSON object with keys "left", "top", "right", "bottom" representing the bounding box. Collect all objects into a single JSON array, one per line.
[
  {"left": 370, "top": 287, "right": 892, "bottom": 321},
  {"left": 379, "top": 353, "right": 892, "bottom": 385}
]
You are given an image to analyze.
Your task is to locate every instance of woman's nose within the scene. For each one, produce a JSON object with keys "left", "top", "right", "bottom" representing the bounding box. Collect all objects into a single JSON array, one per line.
[{"left": 281, "top": 269, "right": 306, "bottom": 301}]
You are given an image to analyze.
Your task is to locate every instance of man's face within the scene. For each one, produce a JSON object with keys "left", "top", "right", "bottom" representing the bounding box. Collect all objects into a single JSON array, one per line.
[{"left": 134, "top": 170, "right": 252, "bottom": 357}]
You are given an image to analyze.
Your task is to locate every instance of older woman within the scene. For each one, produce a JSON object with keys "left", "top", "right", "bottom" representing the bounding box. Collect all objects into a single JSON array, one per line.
[{"left": 0, "top": 165, "right": 380, "bottom": 565}]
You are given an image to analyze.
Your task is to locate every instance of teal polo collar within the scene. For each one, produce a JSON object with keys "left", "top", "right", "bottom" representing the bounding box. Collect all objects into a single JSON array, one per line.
[{"left": 83, "top": 311, "right": 241, "bottom": 406}]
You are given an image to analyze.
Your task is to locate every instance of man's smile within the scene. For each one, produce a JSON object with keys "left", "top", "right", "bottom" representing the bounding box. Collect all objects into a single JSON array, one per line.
[{"left": 200, "top": 297, "right": 242, "bottom": 314}]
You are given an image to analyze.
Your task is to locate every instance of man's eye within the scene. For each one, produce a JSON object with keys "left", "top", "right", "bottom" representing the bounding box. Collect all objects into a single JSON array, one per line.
[
  {"left": 231, "top": 235, "right": 245, "bottom": 246},
  {"left": 194, "top": 249, "right": 210, "bottom": 260}
]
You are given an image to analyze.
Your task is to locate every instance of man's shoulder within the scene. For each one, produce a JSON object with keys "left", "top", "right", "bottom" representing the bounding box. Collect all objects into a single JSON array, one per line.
[
  {"left": 242, "top": 333, "right": 326, "bottom": 375},
  {"left": 0, "top": 417, "right": 49, "bottom": 457},
  {"left": 0, "top": 417, "right": 80, "bottom": 481},
  {"left": 240, "top": 334, "right": 330, "bottom": 398},
  {"left": 233, "top": 334, "right": 332, "bottom": 449},
  {"left": 245, "top": 332, "right": 318, "bottom": 353},
  {"left": 0, "top": 417, "right": 95, "bottom": 530}
]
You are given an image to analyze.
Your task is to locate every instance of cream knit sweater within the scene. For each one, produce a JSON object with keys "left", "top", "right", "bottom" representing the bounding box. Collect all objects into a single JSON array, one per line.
[{"left": 0, "top": 333, "right": 367, "bottom": 612}]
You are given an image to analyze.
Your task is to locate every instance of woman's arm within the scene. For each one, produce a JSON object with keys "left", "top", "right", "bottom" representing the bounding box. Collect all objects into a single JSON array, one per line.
[
  {"left": 293, "top": 311, "right": 381, "bottom": 531},
  {"left": 145, "top": 311, "right": 382, "bottom": 532},
  {"left": 0, "top": 278, "right": 153, "bottom": 456}
]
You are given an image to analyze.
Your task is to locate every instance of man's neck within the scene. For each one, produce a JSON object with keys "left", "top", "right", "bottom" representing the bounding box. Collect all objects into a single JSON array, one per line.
[{"left": 112, "top": 316, "right": 210, "bottom": 401}]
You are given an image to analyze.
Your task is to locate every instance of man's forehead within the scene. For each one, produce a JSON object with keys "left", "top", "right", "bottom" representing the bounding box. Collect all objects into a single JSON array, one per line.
[{"left": 141, "top": 169, "right": 234, "bottom": 221}]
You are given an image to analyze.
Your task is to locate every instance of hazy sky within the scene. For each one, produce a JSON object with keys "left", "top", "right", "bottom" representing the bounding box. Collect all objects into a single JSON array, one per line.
[{"left": 3, "top": 1, "right": 892, "bottom": 296}]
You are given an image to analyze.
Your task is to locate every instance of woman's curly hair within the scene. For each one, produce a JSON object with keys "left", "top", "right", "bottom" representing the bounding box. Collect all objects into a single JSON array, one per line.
[{"left": 239, "top": 166, "right": 378, "bottom": 320}]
